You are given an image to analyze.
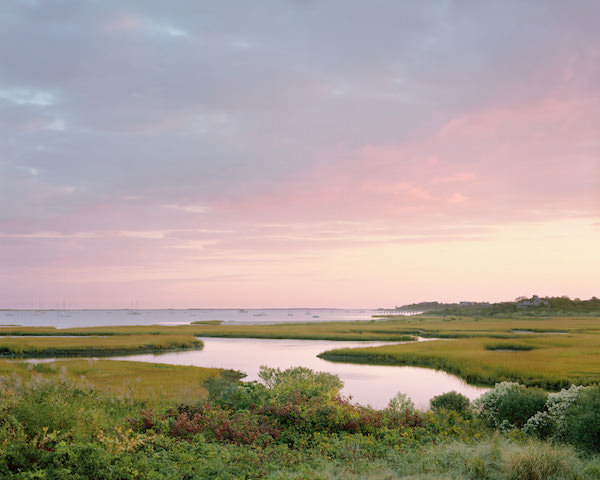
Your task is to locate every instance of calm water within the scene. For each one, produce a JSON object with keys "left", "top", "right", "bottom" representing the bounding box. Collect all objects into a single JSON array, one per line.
[
  {"left": 1, "top": 308, "right": 377, "bottom": 328},
  {"left": 112, "top": 337, "right": 488, "bottom": 409},
  {"left": 4, "top": 309, "right": 487, "bottom": 408}
]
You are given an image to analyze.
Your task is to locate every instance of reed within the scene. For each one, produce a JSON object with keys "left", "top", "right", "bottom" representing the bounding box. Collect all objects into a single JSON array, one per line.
[
  {"left": 1, "top": 322, "right": 419, "bottom": 341},
  {"left": 0, "top": 358, "right": 220, "bottom": 404},
  {"left": 0, "top": 334, "right": 201, "bottom": 358},
  {"left": 318, "top": 332, "right": 600, "bottom": 389},
  {"left": 2, "top": 315, "right": 598, "bottom": 341},
  {"left": 3, "top": 314, "right": 600, "bottom": 389}
]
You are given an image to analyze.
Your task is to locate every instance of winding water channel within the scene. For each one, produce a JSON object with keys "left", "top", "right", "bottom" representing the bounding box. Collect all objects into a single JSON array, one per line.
[
  {"left": 4, "top": 309, "right": 489, "bottom": 409},
  {"left": 112, "top": 337, "right": 488, "bottom": 409}
]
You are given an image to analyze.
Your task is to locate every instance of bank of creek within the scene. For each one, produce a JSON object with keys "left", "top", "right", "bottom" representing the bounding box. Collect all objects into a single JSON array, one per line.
[
  {"left": 5, "top": 309, "right": 489, "bottom": 409},
  {"left": 110, "top": 337, "right": 488, "bottom": 409}
]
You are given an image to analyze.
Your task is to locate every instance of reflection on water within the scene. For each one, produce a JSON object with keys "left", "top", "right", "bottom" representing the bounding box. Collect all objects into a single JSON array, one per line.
[{"left": 112, "top": 337, "right": 488, "bottom": 409}]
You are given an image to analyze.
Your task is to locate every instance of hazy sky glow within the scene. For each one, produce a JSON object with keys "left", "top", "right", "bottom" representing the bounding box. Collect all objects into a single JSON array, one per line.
[{"left": 1, "top": 1, "right": 599, "bottom": 309}]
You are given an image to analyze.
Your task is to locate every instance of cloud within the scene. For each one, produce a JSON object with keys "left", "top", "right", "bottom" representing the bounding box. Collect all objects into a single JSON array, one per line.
[
  {"left": 0, "top": 87, "right": 57, "bottom": 106},
  {"left": 430, "top": 173, "right": 476, "bottom": 185},
  {"left": 448, "top": 193, "right": 468, "bottom": 204},
  {"left": 163, "top": 204, "right": 209, "bottom": 214},
  {"left": 1, "top": 1, "right": 599, "bottom": 307},
  {"left": 106, "top": 14, "right": 188, "bottom": 38}
]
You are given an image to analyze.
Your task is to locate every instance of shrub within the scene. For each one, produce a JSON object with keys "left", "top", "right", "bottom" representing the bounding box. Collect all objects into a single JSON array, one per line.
[
  {"left": 3, "top": 374, "right": 111, "bottom": 442},
  {"left": 258, "top": 365, "right": 343, "bottom": 401},
  {"left": 497, "top": 385, "right": 547, "bottom": 429},
  {"left": 205, "top": 377, "right": 271, "bottom": 410},
  {"left": 475, "top": 382, "right": 547, "bottom": 430},
  {"left": 387, "top": 392, "right": 415, "bottom": 413},
  {"left": 522, "top": 411, "right": 555, "bottom": 439},
  {"left": 169, "top": 403, "right": 280, "bottom": 445},
  {"left": 523, "top": 385, "right": 584, "bottom": 439},
  {"left": 562, "top": 384, "right": 600, "bottom": 452},
  {"left": 426, "top": 409, "right": 473, "bottom": 440},
  {"left": 430, "top": 391, "right": 471, "bottom": 418}
]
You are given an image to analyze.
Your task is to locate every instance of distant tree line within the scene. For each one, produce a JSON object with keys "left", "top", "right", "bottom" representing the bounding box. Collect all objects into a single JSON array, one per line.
[{"left": 396, "top": 296, "right": 600, "bottom": 316}]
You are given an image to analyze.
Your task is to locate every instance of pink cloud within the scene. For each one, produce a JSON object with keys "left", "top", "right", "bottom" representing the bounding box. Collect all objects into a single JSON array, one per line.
[
  {"left": 439, "top": 98, "right": 577, "bottom": 139},
  {"left": 105, "top": 15, "right": 144, "bottom": 33},
  {"left": 430, "top": 173, "right": 476, "bottom": 184},
  {"left": 448, "top": 193, "right": 468, "bottom": 204}
]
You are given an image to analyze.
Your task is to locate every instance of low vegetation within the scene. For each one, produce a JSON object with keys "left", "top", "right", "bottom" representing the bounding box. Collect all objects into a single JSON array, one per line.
[
  {"left": 0, "top": 358, "right": 220, "bottom": 403},
  {"left": 2, "top": 365, "right": 600, "bottom": 479},
  {"left": 3, "top": 312, "right": 600, "bottom": 388},
  {"left": 0, "top": 334, "right": 201, "bottom": 358},
  {"left": 395, "top": 295, "right": 600, "bottom": 317},
  {"left": 318, "top": 331, "right": 600, "bottom": 389}
]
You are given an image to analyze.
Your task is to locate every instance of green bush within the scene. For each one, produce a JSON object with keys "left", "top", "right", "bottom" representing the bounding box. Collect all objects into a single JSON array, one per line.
[
  {"left": 258, "top": 365, "right": 343, "bottom": 401},
  {"left": 387, "top": 392, "right": 416, "bottom": 413},
  {"left": 2, "top": 375, "right": 116, "bottom": 442},
  {"left": 562, "top": 384, "right": 600, "bottom": 452},
  {"left": 497, "top": 385, "right": 547, "bottom": 429},
  {"left": 205, "top": 377, "right": 272, "bottom": 410},
  {"left": 3, "top": 368, "right": 600, "bottom": 479},
  {"left": 430, "top": 391, "right": 471, "bottom": 418},
  {"left": 475, "top": 382, "right": 547, "bottom": 430},
  {"left": 523, "top": 385, "right": 584, "bottom": 439}
]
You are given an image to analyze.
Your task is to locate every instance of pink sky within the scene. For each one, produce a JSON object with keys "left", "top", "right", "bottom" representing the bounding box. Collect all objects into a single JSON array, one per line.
[{"left": 1, "top": 2, "right": 598, "bottom": 309}]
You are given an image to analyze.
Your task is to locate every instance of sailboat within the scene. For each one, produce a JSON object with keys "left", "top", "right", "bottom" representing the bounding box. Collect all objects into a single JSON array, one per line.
[
  {"left": 57, "top": 299, "right": 71, "bottom": 317},
  {"left": 128, "top": 301, "right": 141, "bottom": 315}
]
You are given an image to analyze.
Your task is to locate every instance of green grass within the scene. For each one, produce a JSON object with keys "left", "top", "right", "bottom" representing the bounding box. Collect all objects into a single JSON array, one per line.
[
  {"left": 318, "top": 332, "right": 600, "bottom": 389},
  {"left": 64, "top": 321, "right": 418, "bottom": 341},
  {"left": 0, "top": 358, "right": 220, "bottom": 404},
  {"left": 2, "top": 367, "right": 600, "bottom": 479},
  {"left": 53, "top": 359, "right": 220, "bottom": 403},
  {"left": 3, "top": 314, "right": 597, "bottom": 341},
  {"left": 189, "top": 320, "right": 223, "bottom": 325},
  {"left": 485, "top": 343, "right": 536, "bottom": 351},
  {"left": 0, "top": 334, "right": 201, "bottom": 357},
  {"left": 2, "top": 314, "right": 600, "bottom": 388}
]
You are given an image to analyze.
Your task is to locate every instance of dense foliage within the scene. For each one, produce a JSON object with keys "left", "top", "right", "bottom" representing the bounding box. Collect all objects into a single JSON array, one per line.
[
  {"left": 475, "top": 382, "right": 548, "bottom": 430},
  {"left": 430, "top": 391, "right": 471, "bottom": 418},
  {"left": 420, "top": 295, "right": 600, "bottom": 317},
  {"left": 1, "top": 368, "right": 600, "bottom": 479}
]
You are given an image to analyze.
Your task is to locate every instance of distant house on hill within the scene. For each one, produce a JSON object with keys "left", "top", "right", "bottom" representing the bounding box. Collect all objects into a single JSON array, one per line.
[{"left": 516, "top": 295, "right": 549, "bottom": 308}]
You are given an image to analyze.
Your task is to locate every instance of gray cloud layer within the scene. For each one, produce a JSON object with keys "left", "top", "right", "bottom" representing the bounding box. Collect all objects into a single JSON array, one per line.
[{"left": 1, "top": 1, "right": 599, "bottom": 236}]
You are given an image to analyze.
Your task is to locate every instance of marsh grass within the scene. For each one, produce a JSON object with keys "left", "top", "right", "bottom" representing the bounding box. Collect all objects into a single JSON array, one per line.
[
  {"left": 1, "top": 321, "right": 419, "bottom": 341},
  {"left": 391, "top": 436, "right": 585, "bottom": 480},
  {"left": 61, "top": 359, "right": 219, "bottom": 403},
  {"left": 2, "top": 314, "right": 600, "bottom": 388},
  {"left": 0, "top": 358, "right": 220, "bottom": 404},
  {"left": 260, "top": 436, "right": 590, "bottom": 479},
  {"left": 10, "top": 314, "right": 596, "bottom": 340},
  {"left": 0, "top": 334, "right": 201, "bottom": 358},
  {"left": 485, "top": 343, "right": 536, "bottom": 351},
  {"left": 318, "top": 332, "right": 600, "bottom": 389}
]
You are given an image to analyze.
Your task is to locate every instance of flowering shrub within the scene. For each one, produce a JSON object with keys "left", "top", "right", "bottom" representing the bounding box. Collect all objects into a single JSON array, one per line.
[
  {"left": 523, "top": 385, "right": 584, "bottom": 439},
  {"left": 474, "top": 382, "right": 547, "bottom": 430}
]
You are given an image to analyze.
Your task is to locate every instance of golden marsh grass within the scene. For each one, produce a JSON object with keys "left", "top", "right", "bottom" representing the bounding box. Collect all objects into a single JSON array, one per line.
[
  {"left": 0, "top": 358, "right": 220, "bottom": 404},
  {"left": 318, "top": 331, "right": 600, "bottom": 389},
  {"left": 0, "top": 334, "right": 200, "bottom": 357},
  {"left": 2, "top": 314, "right": 599, "bottom": 388}
]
